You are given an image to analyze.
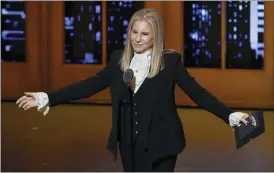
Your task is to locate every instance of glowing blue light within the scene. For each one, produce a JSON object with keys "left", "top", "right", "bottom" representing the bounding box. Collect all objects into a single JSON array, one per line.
[
  {"left": 78, "top": 15, "right": 80, "bottom": 22},
  {"left": 233, "top": 26, "right": 237, "bottom": 32},
  {"left": 123, "top": 33, "right": 127, "bottom": 39},
  {"left": 5, "top": 45, "right": 11, "bottom": 51},
  {"left": 218, "top": 3, "right": 221, "bottom": 8},
  {"left": 96, "top": 31, "right": 101, "bottom": 41},
  {"left": 96, "top": 5, "right": 100, "bottom": 13},
  {"left": 65, "top": 17, "right": 74, "bottom": 26},
  {"left": 201, "top": 9, "right": 206, "bottom": 16},
  {"left": 233, "top": 12, "right": 237, "bottom": 17},
  {"left": 123, "top": 20, "right": 128, "bottom": 26},
  {"left": 190, "top": 32, "right": 199, "bottom": 41}
]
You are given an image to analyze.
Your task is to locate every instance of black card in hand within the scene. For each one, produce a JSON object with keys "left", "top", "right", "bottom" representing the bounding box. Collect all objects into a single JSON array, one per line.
[{"left": 234, "top": 110, "right": 265, "bottom": 149}]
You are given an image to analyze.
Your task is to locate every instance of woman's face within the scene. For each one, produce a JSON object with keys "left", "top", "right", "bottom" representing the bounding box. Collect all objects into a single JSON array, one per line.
[{"left": 130, "top": 20, "right": 154, "bottom": 53}]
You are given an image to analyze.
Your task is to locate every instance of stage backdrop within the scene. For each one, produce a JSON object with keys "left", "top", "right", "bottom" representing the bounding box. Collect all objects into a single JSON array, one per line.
[{"left": 2, "top": 1, "right": 274, "bottom": 109}]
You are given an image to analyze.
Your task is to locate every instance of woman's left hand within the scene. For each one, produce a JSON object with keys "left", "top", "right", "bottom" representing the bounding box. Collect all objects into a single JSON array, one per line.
[
  {"left": 229, "top": 112, "right": 252, "bottom": 127},
  {"left": 237, "top": 112, "right": 250, "bottom": 125}
]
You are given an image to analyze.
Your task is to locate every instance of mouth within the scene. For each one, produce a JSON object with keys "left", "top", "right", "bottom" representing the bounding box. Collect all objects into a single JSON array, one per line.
[{"left": 133, "top": 43, "right": 143, "bottom": 47}]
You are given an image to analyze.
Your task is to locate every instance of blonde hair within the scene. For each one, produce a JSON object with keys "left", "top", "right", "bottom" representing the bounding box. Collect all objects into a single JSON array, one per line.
[{"left": 120, "top": 8, "right": 165, "bottom": 78}]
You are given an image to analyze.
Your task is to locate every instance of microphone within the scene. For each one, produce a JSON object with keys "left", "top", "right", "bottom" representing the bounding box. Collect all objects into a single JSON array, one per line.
[{"left": 123, "top": 69, "right": 134, "bottom": 88}]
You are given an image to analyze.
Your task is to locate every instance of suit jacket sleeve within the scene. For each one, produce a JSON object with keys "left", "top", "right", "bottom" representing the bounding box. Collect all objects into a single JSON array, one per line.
[
  {"left": 173, "top": 53, "right": 233, "bottom": 124},
  {"left": 47, "top": 51, "right": 120, "bottom": 107}
]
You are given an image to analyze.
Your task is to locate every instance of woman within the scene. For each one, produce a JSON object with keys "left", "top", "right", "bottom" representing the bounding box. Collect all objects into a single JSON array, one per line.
[{"left": 16, "top": 8, "right": 250, "bottom": 172}]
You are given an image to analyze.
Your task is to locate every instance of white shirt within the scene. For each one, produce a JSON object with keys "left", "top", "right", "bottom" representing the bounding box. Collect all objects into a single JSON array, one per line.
[
  {"left": 129, "top": 49, "right": 152, "bottom": 93},
  {"left": 33, "top": 92, "right": 50, "bottom": 116}
]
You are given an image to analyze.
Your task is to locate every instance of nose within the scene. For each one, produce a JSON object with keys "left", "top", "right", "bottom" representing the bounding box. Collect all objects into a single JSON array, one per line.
[{"left": 135, "top": 34, "right": 141, "bottom": 43}]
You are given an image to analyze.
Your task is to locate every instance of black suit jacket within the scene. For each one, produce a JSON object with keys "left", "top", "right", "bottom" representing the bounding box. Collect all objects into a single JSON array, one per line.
[{"left": 47, "top": 50, "right": 233, "bottom": 162}]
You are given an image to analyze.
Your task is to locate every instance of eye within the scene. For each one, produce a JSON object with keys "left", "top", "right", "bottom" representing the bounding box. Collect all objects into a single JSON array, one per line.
[
  {"left": 142, "top": 33, "right": 149, "bottom": 36},
  {"left": 132, "top": 30, "right": 137, "bottom": 34}
]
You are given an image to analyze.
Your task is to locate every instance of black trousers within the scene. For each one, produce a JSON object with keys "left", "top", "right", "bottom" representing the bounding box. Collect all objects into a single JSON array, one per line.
[{"left": 119, "top": 136, "right": 177, "bottom": 172}]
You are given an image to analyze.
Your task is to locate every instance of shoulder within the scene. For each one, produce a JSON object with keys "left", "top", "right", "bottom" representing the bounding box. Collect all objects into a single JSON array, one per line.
[
  {"left": 162, "top": 49, "right": 182, "bottom": 65},
  {"left": 110, "top": 49, "right": 124, "bottom": 57},
  {"left": 109, "top": 49, "right": 124, "bottom": 64}
]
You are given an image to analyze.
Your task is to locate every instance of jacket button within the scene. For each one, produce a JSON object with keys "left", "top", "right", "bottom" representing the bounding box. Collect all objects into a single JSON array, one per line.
[
  {"left": 136, "top": 131, "right": 138, "bottom": 134},
  {"left": 135, "top": 122, "right": 138, "bottom": 125}
]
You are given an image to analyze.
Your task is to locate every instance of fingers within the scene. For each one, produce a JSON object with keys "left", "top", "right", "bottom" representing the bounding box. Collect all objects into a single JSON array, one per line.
[
  {"left": 240, "top": 113, "right": 251, "bottom": 125},
  {"left": 242, "top": 113, "right": 250, "bottom": 118},
  {"left": 16, "top": 96, "right": 27, "bottom": 104},
  {"left": 240, "top": 117, "right": 249, "bottom": 125},
  {"left": 24, "top": 92, "right": 35, "bottom": 97},
  {"left": 18, "top": 97, "right": 30, "bottom": 108},
  {"left": 16, "top": 92, "right": 35, "bottom": 104},
  {"left": 18, "top": 98, "right": 37, "bottom": 109},
  {"left": 23, "top": 103, "right": 32, "bottom": 110},
  {"left": 21, "top": 100, "right": 36, "bottom": 110}
]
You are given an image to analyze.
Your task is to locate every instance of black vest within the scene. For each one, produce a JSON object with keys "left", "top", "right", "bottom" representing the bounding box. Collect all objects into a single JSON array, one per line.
[{"left": 118, "top": 83, "right": 153, "bottom": 148}]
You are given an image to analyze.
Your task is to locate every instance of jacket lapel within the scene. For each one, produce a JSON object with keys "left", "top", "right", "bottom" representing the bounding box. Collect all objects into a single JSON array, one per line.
[{"left": 134, "top": 77, "right": 149, "bottom": 95}]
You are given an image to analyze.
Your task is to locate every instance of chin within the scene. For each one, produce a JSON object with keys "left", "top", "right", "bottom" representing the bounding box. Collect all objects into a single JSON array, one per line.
[{"left": 133, "top": 47, "right": 145, "bottom": 53}]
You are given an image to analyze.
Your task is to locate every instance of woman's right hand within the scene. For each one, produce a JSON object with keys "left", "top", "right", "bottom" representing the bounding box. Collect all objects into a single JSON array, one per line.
[{"left": 16, "top": 92, "right": 37, "bottom": 110}]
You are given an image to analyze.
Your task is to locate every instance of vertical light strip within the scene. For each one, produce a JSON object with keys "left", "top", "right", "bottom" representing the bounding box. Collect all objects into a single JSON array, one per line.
[
  {"left": 250, "top": 1, "right": 258, "bottom": 51},
  {"left": 221, "top": 1, "right": 226, "bottom": 69},
  {"left": 181, "top": 2, "right": 184, "bottom": 60},
  {"left": 102, "top": 1, "right": 107, "bottom": 66}
]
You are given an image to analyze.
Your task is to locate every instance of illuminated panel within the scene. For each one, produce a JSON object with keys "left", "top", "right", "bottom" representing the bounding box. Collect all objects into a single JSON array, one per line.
[
  {"left": 226, "top": 1, "right": 264, "bottom": 69},
  {"left": 106, "top": 1, "right": 144, "bottom": 62},
  {"left": 1, "top": 1, "right": 26, "bottom": 62},
  {"left": 64, "top": 2, "right": 102, "bottom": 64},
  {"left": 184, "top": 2, "right": 222, "bottom": 68}
]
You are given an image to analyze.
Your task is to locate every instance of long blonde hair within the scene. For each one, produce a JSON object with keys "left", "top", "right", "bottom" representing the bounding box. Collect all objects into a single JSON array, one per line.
[{"left": 120, "top": 8, "right": 165, "bottom": 78}]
